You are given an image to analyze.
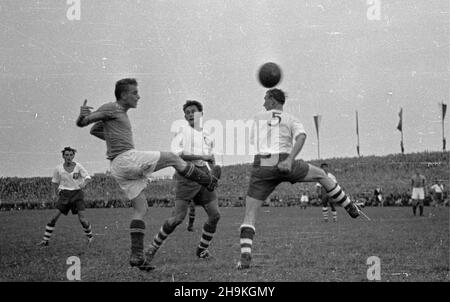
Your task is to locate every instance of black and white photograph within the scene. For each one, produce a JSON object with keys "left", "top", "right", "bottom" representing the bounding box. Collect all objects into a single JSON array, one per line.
[{"left": 0, "top": 0, "right": 448, "bottom": 287}]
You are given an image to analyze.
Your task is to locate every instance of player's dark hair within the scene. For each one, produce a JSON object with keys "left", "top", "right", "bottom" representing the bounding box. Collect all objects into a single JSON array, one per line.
[
  {"left": 267, "top": 88, "right": 286, "bottom": 105},
  {"left": 320, "top": 163, "right": 328, "bottom": 168},
  {"left": 115, "top": 78, "right": 138, "bottom": 100},
  {"left": 61, "top": 147, "right": 76, "bottom": 154},
  {"left": 183, "top": 100, "right": 203, "bottom": 113}
]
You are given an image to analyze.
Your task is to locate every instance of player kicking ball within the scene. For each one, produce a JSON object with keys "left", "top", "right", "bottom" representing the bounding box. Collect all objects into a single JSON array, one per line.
[
  {"left": 237, "top": 88, "right": 360, "bottom": 270},
  {"left": 75, "top": 78, "right": 221, "bottom": 271},
  {"left": 144, "top": 100, "right": 221, "bottom": 263},
  {"left": 37, "top": 147, "right": 93, "bottom": 247}
]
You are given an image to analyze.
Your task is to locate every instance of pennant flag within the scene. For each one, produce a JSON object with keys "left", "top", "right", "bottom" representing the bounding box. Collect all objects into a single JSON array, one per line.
[
  {"left": 442, "top": 102, "right": 447, "bottom": 121},
  {"left": 313, "top": 115, "right": 321, "bottom": 138},
  {"left": 397, "top": 108, "right": 403, "bottom": 131}
]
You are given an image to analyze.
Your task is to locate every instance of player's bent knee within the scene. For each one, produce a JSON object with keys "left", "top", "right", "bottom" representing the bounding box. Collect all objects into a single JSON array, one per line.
[
  {"left": 209, "top": 212, "right": 221, "bottom": 225},
  {"left": 156, "top": 152, "right": 183, "bottom": 171}
]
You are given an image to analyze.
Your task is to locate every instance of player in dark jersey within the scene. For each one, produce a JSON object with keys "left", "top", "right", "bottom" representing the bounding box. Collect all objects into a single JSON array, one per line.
[{"left": 76, "top": 78, "right": 221, "bottom": 271}]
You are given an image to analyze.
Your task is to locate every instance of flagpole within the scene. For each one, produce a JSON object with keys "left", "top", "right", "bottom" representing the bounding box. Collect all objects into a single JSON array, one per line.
[
  {"left": 356, "top": 110, "right": 360, "bottom": 157},
  {"left": 317, "top": 133, "right": 320, "bottom": 159},
  {"left": 401, "top": 128, "right": 404, "bottom": 154},
  {"left": 442, "top": 102, "right": 446, "bottom": 151},
  {"left": 313, "top": 115, "right": 321, "bottom": 159},
  {"left": 397, "top": 107, "right": 404, "bottom": 154}
]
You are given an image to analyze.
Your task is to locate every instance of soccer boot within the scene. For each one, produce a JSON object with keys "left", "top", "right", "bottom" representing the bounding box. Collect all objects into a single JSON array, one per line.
[
  {"left": 37, "top": 240, "right": 49, "bottom": 247},
  {"left": 196, "top": 247, "right": 211, "bottom": 259},
  {"left": 130, "top": 253, "right": 155, "bottom": 272},
  {"left": 144, "top": 244, "right": 159, "bottom": 263},
  {"left": 344, "top": 201, "right": 360, "bottom": 218},
  {"left": 206, "top": 165, "right": 222, "bottom": 192},
  {"left": 236, "top": 253, "right": 252, "bottom": 270}
]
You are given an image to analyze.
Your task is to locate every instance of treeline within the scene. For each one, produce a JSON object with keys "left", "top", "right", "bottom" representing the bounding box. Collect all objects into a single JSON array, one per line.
[{"left": 0, "top": 151, "right": 448, "bottom": 210}]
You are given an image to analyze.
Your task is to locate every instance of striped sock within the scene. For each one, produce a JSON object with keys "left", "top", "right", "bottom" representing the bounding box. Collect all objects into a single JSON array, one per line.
[
  {"left": 43, "top": 222, "right": 55, "bottom": 242},
  {"left": 188, "top": 205, "right": 196, "bottom": 227},
  {"left": 327, "top": 184, "right": 351, "bottom": 208},
  {"left": 130, "top": 220, "right": 145, "bottom": 257},
  {"left": 197, "top": 222, "right": 216, "bottom": 253},
  {"left": 150, "top": 221, "right": 176, "bottom": 250},
  {"left": 332, "top": 210, "right": 337, "bottom": 222},
  {"left": 322, "top": 207, "right": 329, "bottom": 221},
  {"left": 83, "top": 223, "right": 93, "bottom": 239},
  {"left": 240, "top": 224, "right": 255, "bottom": 257}
]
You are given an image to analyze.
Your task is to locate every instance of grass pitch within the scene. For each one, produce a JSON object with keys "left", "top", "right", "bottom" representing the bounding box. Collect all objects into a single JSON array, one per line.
[{"left": 0, "top": 206, "right": 448, "bottom": 282}]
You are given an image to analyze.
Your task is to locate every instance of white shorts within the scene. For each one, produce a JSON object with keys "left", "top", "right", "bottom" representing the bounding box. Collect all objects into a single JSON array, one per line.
[
  {"left": 412, "top": 188, "right": 424, "bottom": 200},
  {"left": 110, "top": 150, "right": 161, "bottom": 200}
]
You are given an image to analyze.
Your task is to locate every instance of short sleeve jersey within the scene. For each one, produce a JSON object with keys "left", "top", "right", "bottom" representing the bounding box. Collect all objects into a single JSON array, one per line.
[
  {"left": 52, "top": 163, "right": 91, "bottom": 190},
  {"left": 431, "top": 184, "right": 443, "bottom": 193},
  {"left": 250, "top": 109, "right": 306, "bottom": 155},
  {"left": 95, "top": 102, "right": 134, "bottom": 160},
  {"left": 172, "top": 125, "right": 214, "bottom": 166}
]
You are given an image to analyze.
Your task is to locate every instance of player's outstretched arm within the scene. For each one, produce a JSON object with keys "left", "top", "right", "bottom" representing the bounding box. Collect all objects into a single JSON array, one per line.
[{"left": 76, "top": 99, "right": 110, "bottom": 127}]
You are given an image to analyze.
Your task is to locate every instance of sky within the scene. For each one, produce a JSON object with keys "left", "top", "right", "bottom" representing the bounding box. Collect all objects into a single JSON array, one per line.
[{"left": 0, "top": 0, "right": 449, "bottom": 177}]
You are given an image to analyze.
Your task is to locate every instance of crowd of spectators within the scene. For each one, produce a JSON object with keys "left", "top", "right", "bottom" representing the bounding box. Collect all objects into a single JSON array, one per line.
[{"left": 1, "top": 151, "right": 448, "bottom": 211}]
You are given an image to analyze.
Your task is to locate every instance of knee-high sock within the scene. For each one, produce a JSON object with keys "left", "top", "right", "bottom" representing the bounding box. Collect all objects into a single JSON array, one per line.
[
  {"left": 326, "top": 184, "right": 351, "bottom": 208},
  {"left": 42, "top": 222, "right": 56, "bottom": 242},
  {"left": 332, "top": 210, "right": 337, "bottom": 222},
  {"left": 150, "top": 221, "right": 176, "bottom": 250},
  {"left": 322, "top": 207, "right": 329, "bottom": 221},
  {"left": 188, "top": 204, "right": 196, "bottom": 226},
  {"left": 83, "top": 222, "right": 93, "bottom": 239},
  {"left": 130, "top": 220, "right": 145, "bottom": 256},
  {"left": 198, "top": 221, "right": 217, "bottom": 252},
  {"left": 240, "top": 224, "right": 256, "bottom": 256}
]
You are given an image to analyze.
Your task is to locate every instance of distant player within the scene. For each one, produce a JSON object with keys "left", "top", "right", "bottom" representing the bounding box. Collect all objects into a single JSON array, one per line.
[
  {"left": 299, "top": 190, "right": 309, "bottom": 209},
  {"left": 430, "top": 179, "right": 444, "bottom": 207},
  {"left": 316, "top": 163, "right": 337, "bottom": 222},
  {"left": 145, "top": 100, "right": 221, "bottom": 262},
  {"left": 411, "top": 170, "right": 427, "bottom": 216},
  {"left": 37, "top": 147, "right": 93, "bottom": 246},
  {"left": 76, "top": 79, "right": 221, "bottom": 270},
  {"left": 237, "top": 88, "right": 360, "bottom": 269},
  {"left": 374, "top": 187, "right": 384, "bottom": 207}
]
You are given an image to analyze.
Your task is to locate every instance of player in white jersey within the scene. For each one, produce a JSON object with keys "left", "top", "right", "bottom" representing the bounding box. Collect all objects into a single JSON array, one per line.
[
  {"left": 37, "top": 147, "right": 93, "bottom": 246},
  {"left": 316, "top": 163, "right": 338, "bottom": 222},
  {"left": 430, "top": 179, "right": 444, "bottom": 207},
  {"left": 144, "top": 100, "right": 221, "bottom": 263},
  {"left": 237, "top": 88, "right": 360, "bottom": 269}
]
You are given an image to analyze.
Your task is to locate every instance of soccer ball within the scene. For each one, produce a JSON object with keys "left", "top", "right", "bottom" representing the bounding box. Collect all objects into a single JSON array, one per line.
[{"left": 258, "top": 62, "right": 282, "bottom": 88}]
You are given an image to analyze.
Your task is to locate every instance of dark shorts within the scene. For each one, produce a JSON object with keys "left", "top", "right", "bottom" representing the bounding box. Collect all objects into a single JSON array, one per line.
[
  {"left": 433, "top": 192, "right": 443, "bottom": 202},
  {"left": 174, "top": 165, "right": 217, "bottom": 205},
  {"left": 57, "top": 189, "right": 85, "bottom": 215},
  {"left": 319, "top": 187, "right": 334, "bottom": 208},
  {"left": 320, "top": 195, "right": 335, "bottom": 209},
  {"left": 247, "top": 154, "right": 310, "bottom": 201}
]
